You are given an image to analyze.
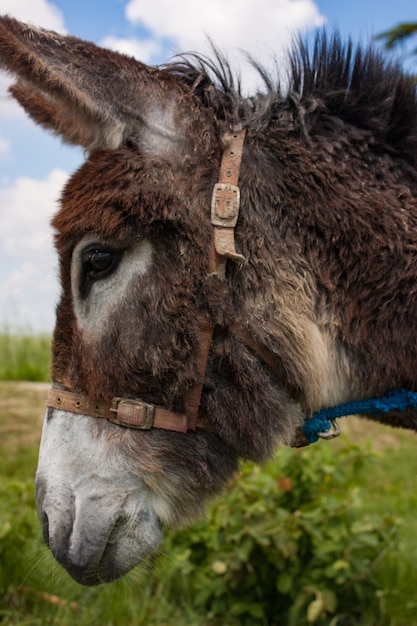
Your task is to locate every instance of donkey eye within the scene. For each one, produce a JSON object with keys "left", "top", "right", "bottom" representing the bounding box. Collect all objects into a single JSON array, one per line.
[
  {"left": 84, "top": 250, "right": 114, "bottom": 276},
  {"left": 79, "top": 246, "right": 123, "bottom": 297}
]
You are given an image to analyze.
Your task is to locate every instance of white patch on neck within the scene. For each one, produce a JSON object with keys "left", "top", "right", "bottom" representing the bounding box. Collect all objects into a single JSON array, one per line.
[
  {"left": 71, "top": 236, "right": 153, "bottom": 335},
  {"left": 306, "top": 320, "right": 351, "bottom": 411}
]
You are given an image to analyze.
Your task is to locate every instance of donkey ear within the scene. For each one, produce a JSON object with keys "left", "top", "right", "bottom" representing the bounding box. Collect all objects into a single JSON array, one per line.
[
  {"left": 0, "top": 16, "right": 193, "bottom": 154},
  {"left": 9, "top": 81, "right": 93, "bottom": 145}
]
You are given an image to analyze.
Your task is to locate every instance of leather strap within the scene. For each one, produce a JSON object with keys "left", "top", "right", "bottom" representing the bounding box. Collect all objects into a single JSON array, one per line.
[
  {"left": 46, "top": 388, "right": 215, "bottom": 433},
  {"left": 184, "top": 316, "right": 215, "bottom": 430},
  {"left": 210, "top": 128, "right": 246, "bottom": 277},
  {"left": 229, "top": 323, "right": 281, "bottom": 379}
]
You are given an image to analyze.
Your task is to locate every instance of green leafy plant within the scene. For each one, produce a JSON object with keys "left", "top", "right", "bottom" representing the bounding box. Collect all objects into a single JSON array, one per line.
[{"left": 161, "top": 442, "right": 399, "bottom": 626}]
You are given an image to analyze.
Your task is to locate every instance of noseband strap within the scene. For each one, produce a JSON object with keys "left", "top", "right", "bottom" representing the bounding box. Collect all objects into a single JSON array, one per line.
[{"left": 46, "top": 387, "right": 215, "bottom": 433}]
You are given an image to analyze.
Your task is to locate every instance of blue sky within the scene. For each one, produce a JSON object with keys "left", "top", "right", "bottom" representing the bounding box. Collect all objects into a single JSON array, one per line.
[{"left": 0, "top": 0, "right": 416, "bottom": 330}]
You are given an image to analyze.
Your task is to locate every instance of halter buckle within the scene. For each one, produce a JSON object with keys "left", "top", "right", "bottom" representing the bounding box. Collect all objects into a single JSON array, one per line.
[
  {"left": 110, "top": 398, "right": 155, "bottom": 429},
  {"left": 211, "top": 183, "right": 240, "bottom": 227}
]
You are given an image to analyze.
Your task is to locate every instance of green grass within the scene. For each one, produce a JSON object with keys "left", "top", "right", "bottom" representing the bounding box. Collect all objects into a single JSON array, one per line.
[
  {"left": 0, "top": 331, "right": 51, "bottom": 382},
  {"left": 356, "top": 442, "right": 417, "bottom": 623},
  {"left": 1, "top": 378, "right": 417, "bottom": 624}
]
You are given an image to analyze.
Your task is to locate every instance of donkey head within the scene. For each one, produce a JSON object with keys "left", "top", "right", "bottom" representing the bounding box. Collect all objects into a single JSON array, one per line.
[{"left": 0, "top": 17, "right": 308, "bottom": 585}]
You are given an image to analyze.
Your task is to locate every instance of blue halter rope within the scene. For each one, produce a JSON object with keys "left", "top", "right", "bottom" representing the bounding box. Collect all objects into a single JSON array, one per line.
[{"left": 303, "top": 388, "right": 417, "bottom": 444}]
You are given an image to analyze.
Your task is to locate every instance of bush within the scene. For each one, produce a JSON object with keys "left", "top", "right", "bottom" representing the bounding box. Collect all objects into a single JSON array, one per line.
[{"left": 161, "top": 441, "right": 399, "bottom": 625}]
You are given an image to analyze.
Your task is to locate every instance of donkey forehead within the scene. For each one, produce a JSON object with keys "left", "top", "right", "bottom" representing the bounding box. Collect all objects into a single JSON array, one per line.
[{"left": 53, "top": 148, "right": 211, "bottom": 242}]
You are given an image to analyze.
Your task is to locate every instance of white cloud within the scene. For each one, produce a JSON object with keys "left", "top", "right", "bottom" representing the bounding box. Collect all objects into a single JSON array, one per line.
[
  {"left": 1, "top": 0, "right": 65, "bottom": 31},
  {"left": 101, "top": 35, "right": 164, "bottom": 65},
  {"left": 0, "top": 69, "right": 26, "bottom": 119},
  {"left": 125, "top": 0, "right": 325, "bottom": 86},
  {"left": 0, "top": 259, "right": 57, "bottom": 330},
  {"left": 0, "top": 169, "right": 68, "bottom": 329},
  {"left": 0, "top": 169, "right": 68, "bottom": 258}
]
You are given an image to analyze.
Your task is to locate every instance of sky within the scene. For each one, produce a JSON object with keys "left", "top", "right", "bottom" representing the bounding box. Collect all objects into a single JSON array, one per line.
[{"left": 0, "top": 0, "right": 416, "bottom": 331}]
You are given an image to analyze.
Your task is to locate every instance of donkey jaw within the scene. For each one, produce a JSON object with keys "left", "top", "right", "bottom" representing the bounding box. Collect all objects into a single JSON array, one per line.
[{"left": 35, "top": 409, "right": 164, "bottom": 585}]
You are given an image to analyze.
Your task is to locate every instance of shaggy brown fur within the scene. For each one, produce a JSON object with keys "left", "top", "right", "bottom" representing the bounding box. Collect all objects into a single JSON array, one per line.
[{"left": 1, "top": 17, "right": 417, "bottom": 522}]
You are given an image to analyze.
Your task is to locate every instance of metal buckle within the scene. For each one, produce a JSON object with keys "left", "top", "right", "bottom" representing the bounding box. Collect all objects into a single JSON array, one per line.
[
  {"left": 318, "top": 419, "right": 341, "bottom": 440},
  {"left": 110, "top": 398, "right": 155, "bottom": 429},
  {"left": 211, "top": 183, "right": 240, "bottom": 227}
]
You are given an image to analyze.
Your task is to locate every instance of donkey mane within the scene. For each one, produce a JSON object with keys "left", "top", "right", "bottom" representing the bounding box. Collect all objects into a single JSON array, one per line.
[{"left": 165, "top": 32, "right": 417, "bottom": 164}]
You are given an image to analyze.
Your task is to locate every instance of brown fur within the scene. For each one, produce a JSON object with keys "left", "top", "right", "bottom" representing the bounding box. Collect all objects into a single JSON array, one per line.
[{"left": 1, "top": 18, "right": 417, "bottom": 523}]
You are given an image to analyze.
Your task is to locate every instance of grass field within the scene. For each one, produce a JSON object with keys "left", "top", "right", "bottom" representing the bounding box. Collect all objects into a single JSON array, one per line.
[
  {"left": 0, "top": 332, "right": 50, "bottom": 382},
  {"left": 1, "top": 334, "right": 417, "bottom": 624}
]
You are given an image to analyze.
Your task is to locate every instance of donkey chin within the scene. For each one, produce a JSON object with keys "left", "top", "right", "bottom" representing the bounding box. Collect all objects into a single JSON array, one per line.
[{"left": 36, "top": 407, "right": 165, "bottom": 586}]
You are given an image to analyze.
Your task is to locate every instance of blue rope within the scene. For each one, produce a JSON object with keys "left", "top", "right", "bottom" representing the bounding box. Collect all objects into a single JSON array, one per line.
[{"left": 303, "top": 388, "right": 417, "bottom": 444}]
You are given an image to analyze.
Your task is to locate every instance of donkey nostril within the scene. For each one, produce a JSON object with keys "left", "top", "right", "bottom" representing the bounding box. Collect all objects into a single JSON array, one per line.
[{"left": 40, "top": 511, "right": 50, "bottom": 548}]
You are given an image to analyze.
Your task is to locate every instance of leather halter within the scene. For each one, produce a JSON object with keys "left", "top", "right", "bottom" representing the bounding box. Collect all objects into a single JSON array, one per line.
[{"left": 47, "top": 128, "right": 283, "bottom": 434}]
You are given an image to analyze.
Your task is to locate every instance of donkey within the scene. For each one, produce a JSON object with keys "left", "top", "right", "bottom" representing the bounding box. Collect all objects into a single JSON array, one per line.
[{"left": 1, "top": 16, "right": 417, "bottom": 586}]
